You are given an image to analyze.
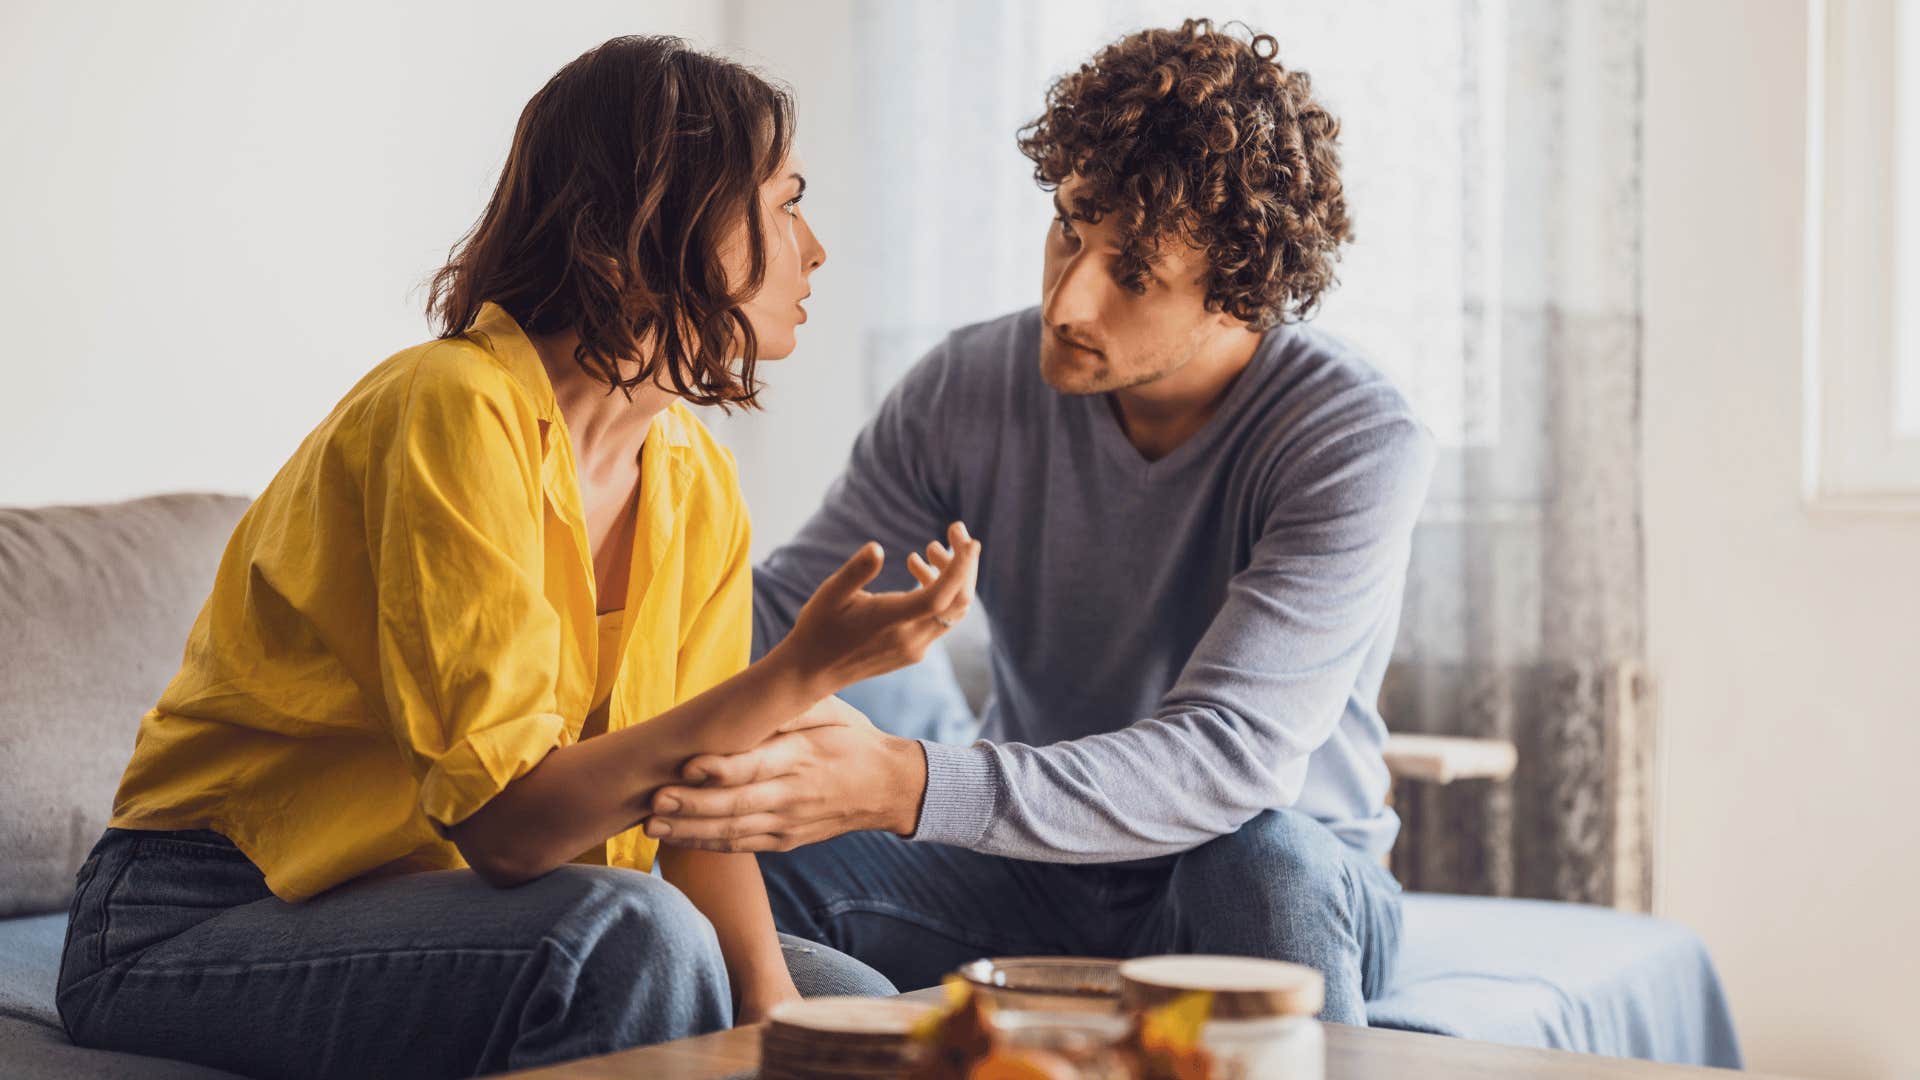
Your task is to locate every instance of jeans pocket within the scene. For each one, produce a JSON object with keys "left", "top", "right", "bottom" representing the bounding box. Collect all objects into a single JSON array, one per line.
[
  {"left": 84, "top": 832, "right": 267, "bottom": 977},
  {"left": 57, "top": 833, "right": 138, "bottom": 1015}
]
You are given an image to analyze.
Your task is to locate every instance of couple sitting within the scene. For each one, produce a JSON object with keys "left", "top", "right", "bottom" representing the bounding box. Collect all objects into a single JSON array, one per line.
[{"left": 58, "top": 19, "right": 1432, "bottom": 1079}]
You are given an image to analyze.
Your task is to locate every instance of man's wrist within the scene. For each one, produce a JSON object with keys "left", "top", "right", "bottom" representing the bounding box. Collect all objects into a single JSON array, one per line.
[
  {"left": 910, "top": 740, "right": 999, "bottom": 848},
  {"left": 877, "top": 733, "right": 928, "bottom": 836}
]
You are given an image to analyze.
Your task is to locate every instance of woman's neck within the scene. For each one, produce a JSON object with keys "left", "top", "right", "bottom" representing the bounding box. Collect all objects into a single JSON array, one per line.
[{"left": 528, "top": 330, "right": 676, "bottom": 480}]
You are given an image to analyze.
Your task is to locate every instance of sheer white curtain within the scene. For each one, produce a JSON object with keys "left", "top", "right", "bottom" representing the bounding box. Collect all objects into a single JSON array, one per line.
[{"left": 734, "top": 0, "right": 1650, "bottom": 905}]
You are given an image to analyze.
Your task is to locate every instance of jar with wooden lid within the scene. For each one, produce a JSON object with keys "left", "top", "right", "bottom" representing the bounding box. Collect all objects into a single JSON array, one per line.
[{"left": 1118, "top": 955, "right": 1325, "bottom": 1079}]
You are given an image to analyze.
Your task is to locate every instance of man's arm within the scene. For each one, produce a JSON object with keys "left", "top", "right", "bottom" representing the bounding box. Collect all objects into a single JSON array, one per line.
[
  {"left": 915, "top": 415, "right": 1433, "bottom": 859},
  {"left": 650, "top": 413, "right": 1434, "bottom": 861}
]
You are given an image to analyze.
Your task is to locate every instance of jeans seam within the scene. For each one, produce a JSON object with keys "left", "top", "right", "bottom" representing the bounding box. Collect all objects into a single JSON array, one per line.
[
  {"left": 58, "top": 943, "right": 545, "bottom": 1007},
  {"left": 114, "top": 946, "right": 541, "bottom": 979},
  {"left": 90, "top": 845, "right": 139, "bottom": 975}
]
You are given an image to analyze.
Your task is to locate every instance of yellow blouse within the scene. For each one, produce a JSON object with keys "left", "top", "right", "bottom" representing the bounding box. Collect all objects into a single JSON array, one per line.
[
  {"left": 110, "top": 302, "right": 753, "bottom": 901},
  {"left": 571, "top": 609, "right": 625, "bottom": 867}
]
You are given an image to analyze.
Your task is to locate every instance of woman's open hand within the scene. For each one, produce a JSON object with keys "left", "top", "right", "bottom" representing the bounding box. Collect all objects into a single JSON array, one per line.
[{"left": 769, "top": 521, "right": 979, "bottom": 696}]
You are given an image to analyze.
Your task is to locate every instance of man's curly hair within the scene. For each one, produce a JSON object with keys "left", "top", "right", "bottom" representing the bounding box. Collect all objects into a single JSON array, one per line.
[{"left": 1018, "top": 19, "right": 1352, "bottom": 329}]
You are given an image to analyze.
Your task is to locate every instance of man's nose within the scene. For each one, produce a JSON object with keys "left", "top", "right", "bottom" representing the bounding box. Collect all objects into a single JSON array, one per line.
[{"left": 1043, "top": 253, "right": 1102, "bottom": 329}]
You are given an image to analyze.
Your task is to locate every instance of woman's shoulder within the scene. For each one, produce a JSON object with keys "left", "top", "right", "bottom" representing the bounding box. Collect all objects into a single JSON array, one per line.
[
  {"left": 342, "top": 334, "right": 548, "bottom": 445},
  {"left": 402, "top": 335, "right": 544, "bottom": 415}
]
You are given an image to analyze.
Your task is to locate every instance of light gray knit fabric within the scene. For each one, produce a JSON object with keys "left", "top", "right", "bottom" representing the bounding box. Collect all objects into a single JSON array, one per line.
[
  {"left": 0, "top": 494, "right": 248, "bottom": 916},
  {"left": 755, "top": 308, "right": 1434, "bottom": 862}
]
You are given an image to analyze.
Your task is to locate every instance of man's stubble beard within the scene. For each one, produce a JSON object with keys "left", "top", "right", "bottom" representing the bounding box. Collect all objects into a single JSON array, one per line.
[{"left": 1039, "top": 341, "right": 1175, "bottom": 397}]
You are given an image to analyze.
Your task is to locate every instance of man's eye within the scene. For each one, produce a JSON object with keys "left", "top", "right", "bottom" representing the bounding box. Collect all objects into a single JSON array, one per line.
[{"left": 1055, "top": 214, "right": 1076, "bottom": 239}]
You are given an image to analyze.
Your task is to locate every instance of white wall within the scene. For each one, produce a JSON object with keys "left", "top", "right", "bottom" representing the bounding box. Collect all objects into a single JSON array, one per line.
[
  {"left": 703, "top": 1, "right": 872, "bottom": 560},
  {"left": 1644, "top": 3, "right": 1920, "bottom": 1078},
  {"left": 0, "top": 0, "right": 723, "bottom": 506}
]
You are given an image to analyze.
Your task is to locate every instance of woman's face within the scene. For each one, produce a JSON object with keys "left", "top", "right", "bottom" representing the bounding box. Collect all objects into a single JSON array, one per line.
[{"left": 727, "top": 152, "right": 825, "bottom": 361}]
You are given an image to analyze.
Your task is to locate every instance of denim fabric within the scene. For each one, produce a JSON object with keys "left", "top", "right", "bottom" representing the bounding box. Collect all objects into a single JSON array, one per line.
[
  {"left": 56, "top": 829, "right": 886, "bottom": 1078},
  {"left": 759, "top": 808, "right": 1402, "bottom": 1026}
]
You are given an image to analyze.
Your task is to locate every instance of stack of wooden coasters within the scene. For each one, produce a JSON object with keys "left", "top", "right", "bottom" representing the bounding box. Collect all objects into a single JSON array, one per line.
[{"left": 759, "top": 996, "right": 936, "bottom": 1079}]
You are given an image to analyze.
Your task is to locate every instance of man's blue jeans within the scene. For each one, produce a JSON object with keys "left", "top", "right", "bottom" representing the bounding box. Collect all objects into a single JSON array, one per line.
[
  {"left": 57, "top": 828, "right": 893, "bottom": 1078},
  {"left": 757, "top": 808, "right": 1402, "bottom": 1025}
]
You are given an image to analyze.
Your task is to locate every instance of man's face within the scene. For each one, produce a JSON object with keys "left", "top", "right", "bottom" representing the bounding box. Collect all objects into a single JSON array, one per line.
[{"left": 1037, "top": 175, "right": 1243, "bottom": 395}]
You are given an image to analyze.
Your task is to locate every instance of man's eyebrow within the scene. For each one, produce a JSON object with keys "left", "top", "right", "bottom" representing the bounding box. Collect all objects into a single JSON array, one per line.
[{"left": 1049, "top": 190, "right": 1170, "bottom": 285}]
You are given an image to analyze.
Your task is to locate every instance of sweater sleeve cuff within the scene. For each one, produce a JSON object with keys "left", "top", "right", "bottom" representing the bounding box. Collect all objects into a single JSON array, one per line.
[{"left": 909, "top": 740, "right": 998, "bottom": 848}]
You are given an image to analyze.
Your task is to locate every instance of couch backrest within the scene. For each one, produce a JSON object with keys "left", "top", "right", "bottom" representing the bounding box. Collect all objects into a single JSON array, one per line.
[{"left": 0, "top": 494, "right": 250, "bottom": 916}]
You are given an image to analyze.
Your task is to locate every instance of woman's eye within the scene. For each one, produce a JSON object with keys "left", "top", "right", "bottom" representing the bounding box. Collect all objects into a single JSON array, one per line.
[{"left": 783, "top": 198, "right": 802, "bottom": 216}]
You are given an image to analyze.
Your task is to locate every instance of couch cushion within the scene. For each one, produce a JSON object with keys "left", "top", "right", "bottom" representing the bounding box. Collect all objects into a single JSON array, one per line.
[
  {"left": 0, "top": 913, "right": 66, "bottom": 1030},
  {"left": 1368, "top": 893, "right": 1742, "bottom": 1067},
  {"left": 0, "top": 495, "right": 250, "bottom": 916}
]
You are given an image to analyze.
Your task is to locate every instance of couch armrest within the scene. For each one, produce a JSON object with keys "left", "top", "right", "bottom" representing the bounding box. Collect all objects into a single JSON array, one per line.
[{"left": 1383, "top": 733, "right": 1518, "bottom": 785}]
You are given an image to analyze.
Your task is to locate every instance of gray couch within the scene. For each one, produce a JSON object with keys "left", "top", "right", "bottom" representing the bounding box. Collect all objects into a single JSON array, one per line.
[
  {"left": 2, "top": 494, "right": 250, "bottom": 1079},
  {"left": 2, "top": 494, "right": 1742, "bottom": 1077}
]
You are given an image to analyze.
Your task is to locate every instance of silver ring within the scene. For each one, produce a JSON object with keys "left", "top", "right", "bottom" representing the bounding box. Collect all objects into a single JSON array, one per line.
[{"left": 932, "top": 614, "right": 957, "bottom": 629}]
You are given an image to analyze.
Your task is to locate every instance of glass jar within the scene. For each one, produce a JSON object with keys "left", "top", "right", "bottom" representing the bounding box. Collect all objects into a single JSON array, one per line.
[
  {"left": 1118, "top": 955, "right": 1327, "bottom": 1080},
  {"left": 989, "top": 1010, "right": 1133, "bottom": 1079},
  {"left": 1198, "top": 1013, "right": 1324, "bottom": 1079}
]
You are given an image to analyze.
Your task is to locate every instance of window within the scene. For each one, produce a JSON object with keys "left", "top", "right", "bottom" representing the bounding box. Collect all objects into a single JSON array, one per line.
[
  {"left": 1899, "top": 0, "right": 1920, "bottom": 437},
  {"left": 1807, "top": 0, "right": 1920, "bottom": 503}
]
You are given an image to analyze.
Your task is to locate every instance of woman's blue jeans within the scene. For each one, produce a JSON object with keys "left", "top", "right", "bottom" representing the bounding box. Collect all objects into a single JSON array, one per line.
[{"left": 56, "top": 828, "right": 892, "bottom": 1078}]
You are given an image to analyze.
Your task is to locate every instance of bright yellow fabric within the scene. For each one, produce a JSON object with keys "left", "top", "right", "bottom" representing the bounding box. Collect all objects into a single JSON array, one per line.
[
  {"left": 569, "top": 608, "right": 626, "bottom": 868},
  {"left": 592, "top": 609, "right": 626, "bottom": 711},
  {"left": 109, "top": 302, "right": 753, "bottom": 901}
]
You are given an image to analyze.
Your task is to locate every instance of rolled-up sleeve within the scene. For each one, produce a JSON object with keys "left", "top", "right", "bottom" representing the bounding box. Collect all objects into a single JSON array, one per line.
[{"left": 370, "top": 353, "right": 569, "bottom": 829}]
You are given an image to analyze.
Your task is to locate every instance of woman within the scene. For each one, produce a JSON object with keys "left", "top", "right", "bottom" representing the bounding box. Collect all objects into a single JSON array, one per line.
[{"left": 55, "top": 35, "right": 978, "bottom": 1078}]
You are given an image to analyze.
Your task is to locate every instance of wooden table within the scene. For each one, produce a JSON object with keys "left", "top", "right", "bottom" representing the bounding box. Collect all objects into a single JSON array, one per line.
[{"left": 506, "top": 989, "right": 1794, "bottom": 1079}]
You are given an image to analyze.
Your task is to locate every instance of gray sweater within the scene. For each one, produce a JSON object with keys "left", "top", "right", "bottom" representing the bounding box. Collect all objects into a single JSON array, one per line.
[{"left": 752, "top": 308, "right": 1434, "bottom": 862}]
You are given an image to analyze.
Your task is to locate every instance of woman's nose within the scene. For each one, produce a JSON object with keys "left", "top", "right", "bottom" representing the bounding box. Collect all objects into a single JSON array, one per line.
[{"left": 800, "top": 215, "right": 827, "bottom": 272}]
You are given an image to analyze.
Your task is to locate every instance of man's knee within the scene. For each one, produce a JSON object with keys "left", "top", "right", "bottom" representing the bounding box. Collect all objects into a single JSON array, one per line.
[
  {"left": 1173, "top": 809, "right": 1353, "bottom": 918},
  {"left": 778, "top": 934, "right": 898, "bottom": 998}
]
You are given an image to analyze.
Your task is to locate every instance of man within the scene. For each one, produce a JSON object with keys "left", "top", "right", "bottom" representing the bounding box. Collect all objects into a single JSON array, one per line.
[{"left": 641, "top": 19, "right": 1433, "bottom": 1025}]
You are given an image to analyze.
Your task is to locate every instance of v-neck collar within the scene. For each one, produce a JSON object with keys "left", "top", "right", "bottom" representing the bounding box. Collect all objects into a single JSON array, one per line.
[{"left": 1085, "top": 325, "right": 1285, "bottom": 482}]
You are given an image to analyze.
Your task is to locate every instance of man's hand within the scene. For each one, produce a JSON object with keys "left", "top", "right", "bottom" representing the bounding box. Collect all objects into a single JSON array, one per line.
[{"left": 643, "top": 698, "right": 928, "bottom": 852}]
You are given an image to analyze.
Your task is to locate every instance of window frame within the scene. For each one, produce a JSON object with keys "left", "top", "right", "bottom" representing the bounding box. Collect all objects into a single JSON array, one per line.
[{"left": 1805, "top": 0, "right": 1920, "bottom": 509}]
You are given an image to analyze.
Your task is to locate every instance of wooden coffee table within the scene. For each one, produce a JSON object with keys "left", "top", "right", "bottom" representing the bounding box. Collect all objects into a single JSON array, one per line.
[{"left": 504, "top": 988, "right": 1792, "bottom": 1079}]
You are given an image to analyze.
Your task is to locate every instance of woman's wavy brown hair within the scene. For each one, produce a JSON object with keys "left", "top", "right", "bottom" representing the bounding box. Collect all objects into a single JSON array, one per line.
[
  {"left": 427, "top": 36, "right": 792, "bottom": 407},
  {"left": 1018, "top": 19, "right": 1352, "bottom": 329}
]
